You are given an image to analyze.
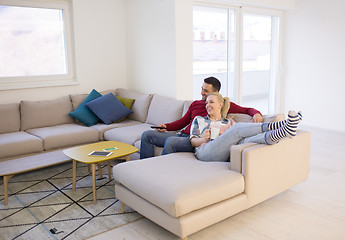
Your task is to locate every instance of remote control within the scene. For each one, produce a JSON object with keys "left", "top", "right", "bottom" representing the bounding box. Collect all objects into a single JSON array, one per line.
[{"left": 150, "top": 126, "right": 167, "bottom": 129}]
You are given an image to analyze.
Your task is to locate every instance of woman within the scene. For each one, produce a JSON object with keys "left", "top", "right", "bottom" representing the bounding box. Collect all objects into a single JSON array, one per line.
[{"left": 190, "top": 92, "right": 302, "bottom": 162}]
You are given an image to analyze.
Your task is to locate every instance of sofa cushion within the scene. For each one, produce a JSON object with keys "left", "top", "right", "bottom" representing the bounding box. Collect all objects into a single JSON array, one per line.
[
  {"left": 104, "top": 123, "right": 152, "bottom": 145},
  {"left": 117, "top": 96, "right": 135, "bottom": 109},
  {"left": 115, "top": 96, "right": 135, "bottom": 123},
  {"left": 100, "top": 89, "right": 116, "bottom": 96},
  {"left": 85, "top": 93, "right": 133, "bottom": 125},
  {"left": 70, "top": 91, "right": 133, "bottom": 125},
  {"left": 21, "top": 96, "right": 74, "bottom": 131},
  {"left": 91, "top": 119, "right": 140, "bottom": 141},
  {"left": 227, "top": 113, "right": 285, "bottom": 123},
  {"left": 145, "top": 94, "right": 185, "bottom": 125},
  {"left": 114, "top": 152, "right": 245, "bottom": 218},
  {"left": 70, "top": 93, "right": 88, "bottom": 111},
  {"left": 265, "top": 113, "right": 285, "bottom": 122},
  {"left": 0, "top": 103, "right": 20, "bottom": 133},
  {"left": 26, "top": 123, "right": 99, "bottom": 151},
  {"left": 183, "top": 100, "right": 193, "bottom": 117},
  {"left": 0, "top": 132, "right": 43, "bottom": 159},
  {"left": 69, "top": 89, "right": 102, "bottom": 126},
  {"left": 115, "top": 88, "right": 153, "bottom": 123},
  {"left": 227, "top": 113, "right": 253, "bottom": 123},
  {"left": 70, "top": 89, "right": 116, "bottom": 110}
]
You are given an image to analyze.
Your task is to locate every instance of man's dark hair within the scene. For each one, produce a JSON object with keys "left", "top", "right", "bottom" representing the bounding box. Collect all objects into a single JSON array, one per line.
[{"left": 204, "top": 76, "right": 221, "bottom": 92}]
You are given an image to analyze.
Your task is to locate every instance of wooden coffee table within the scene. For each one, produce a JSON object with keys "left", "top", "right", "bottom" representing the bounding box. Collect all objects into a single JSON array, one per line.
[
  {"left": 0, "top": 152, "right": 71, "bottom": 206},
  {"left": 63, "top": 141, "right": 138, "bottom": 204}
]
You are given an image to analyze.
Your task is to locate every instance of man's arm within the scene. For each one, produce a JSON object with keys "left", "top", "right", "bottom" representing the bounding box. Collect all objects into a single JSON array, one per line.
[
  {"left": 164, "top": 102, "right": 195, "bottom": 131},
  {"left": 228, "top": 102, "right": 263, "bottom": 123}
]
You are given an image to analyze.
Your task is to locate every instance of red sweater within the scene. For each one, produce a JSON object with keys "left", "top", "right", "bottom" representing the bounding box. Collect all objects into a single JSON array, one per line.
[{"left": 165, "top": 100, "right": 261, "bottom": 134}]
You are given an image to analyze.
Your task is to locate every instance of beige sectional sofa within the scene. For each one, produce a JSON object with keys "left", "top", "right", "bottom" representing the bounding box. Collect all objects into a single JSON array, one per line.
[
  {"left": 114, "top": 129, "right": 311, "bottom": 240},
  {"left": 0, "top": 88, "right": 188, "bottom": 205},
  {"left": 0, "top": 88, "right": 183, "bottom": 163},
  {"left": 0, "top": 88, "right": 196, "bottom": 204},
  {"left": 111, "top": 102, "right": 312, "bottom": 239},
  {"left": 0, "top": 88, "right": 311, "bottom": 240}
]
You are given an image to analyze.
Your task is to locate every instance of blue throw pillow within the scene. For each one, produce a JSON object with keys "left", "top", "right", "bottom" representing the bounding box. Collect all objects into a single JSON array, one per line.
[
  {"left": 85, "top": 93, "right": 133, "bottom": 124},
  {"left": 69, "top": 89, "right": 102, "bottom": 126}
]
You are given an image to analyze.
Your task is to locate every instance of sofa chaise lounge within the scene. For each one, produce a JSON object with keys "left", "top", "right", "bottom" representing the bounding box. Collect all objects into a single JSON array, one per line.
[{"left": 113, "top": 114, "right": 311, "bottom": 239}]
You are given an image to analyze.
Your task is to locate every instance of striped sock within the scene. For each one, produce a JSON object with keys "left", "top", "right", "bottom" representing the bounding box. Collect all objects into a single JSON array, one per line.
[
  {"left": 269, "top": 110, "right": 301, "bottom": 143},
  {"left": 268, "top": 111, "right": 303, "bottom": 130}
]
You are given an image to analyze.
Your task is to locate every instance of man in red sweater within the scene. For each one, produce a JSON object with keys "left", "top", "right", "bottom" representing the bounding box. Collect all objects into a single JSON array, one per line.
[{"left": 140, "top": 76, "right": 263, "bottom": 159}]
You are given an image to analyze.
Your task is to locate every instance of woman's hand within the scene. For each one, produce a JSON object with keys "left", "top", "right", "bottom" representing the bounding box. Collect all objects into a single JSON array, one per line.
[
  {"left": 190, "top": 129, "right": 211, "bottom": 148},
  {"left": 203, "top": 128, "right": 211, "bottom": 140},
  {"left": 219, "top": 125, "right": 230, "bottom": 135},
  {"left": 198, "top": 142, "right": 206, "bottom": 149}
]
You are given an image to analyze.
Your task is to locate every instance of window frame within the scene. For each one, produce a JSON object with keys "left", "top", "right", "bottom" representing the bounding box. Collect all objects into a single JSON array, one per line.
[
  {"left": 193, "top": 1, "right": 283, "bottom": 114},
  {"left": 240, "top": 7, "right": 283, "bottom": 114},
  {"left": 0, "top": 0, "right": 77, "bottom": 90}
]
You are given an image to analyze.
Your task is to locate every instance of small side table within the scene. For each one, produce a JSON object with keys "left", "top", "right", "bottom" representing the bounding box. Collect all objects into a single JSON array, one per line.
[{"left": 63, "top": 141, "right": 138, "bottom": 204}]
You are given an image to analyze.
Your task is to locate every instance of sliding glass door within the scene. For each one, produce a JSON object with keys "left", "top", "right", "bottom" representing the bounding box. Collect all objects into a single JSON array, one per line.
[{"left": 193, "top": 5, "right": 281, "bottom": 114}]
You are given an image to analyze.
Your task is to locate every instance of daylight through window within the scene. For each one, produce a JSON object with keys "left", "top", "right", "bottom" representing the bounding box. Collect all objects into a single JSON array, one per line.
[
  {"left": 0, "top": 0, "right": 75, "bottom": 90},
  {"left": 193, "top": 5, "right": 281, "bottom": 114}
]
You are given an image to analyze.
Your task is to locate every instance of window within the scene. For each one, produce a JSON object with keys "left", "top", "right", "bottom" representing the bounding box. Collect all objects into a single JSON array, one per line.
[
  {"left": 193, "top": 5, "right": 281, "bottom": 114},
  {"left": 0, "top": 0, "right": 76, "bottom": 90},
  {"left": 242, "top": 12, "right": 280, "bottom": 114},
  {"left": 193, "top": 7, "right": 232, "bottom": 99}
]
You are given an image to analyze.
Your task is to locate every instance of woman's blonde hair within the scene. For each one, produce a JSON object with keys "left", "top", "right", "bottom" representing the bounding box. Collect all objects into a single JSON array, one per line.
[{"left": 207, "top": 92, "right": 230, "bottom": 119}]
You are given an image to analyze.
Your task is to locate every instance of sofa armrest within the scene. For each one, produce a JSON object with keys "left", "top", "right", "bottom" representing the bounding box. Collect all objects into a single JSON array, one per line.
[
  {"left": 234, "top": 130, "right": 311, "bottom": 207},
  {"left": 263, "top": 113, "right": 285, "bottom": 122},
  {"left": 230, "top": 143, "right": 258, "bottom": 172},
  {"left": 227, "top": 113, "right": 285, "bottom": 123}
]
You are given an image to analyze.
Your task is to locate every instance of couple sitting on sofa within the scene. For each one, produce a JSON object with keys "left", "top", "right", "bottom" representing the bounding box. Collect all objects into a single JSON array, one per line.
[{"left": 140, "top": 76, "right": 302, "bottom": 161}]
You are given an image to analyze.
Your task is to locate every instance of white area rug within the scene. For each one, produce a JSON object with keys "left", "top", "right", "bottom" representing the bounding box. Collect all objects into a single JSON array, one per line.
[{"left": 0, "top": 161, "right": 141, "bottom": 240}]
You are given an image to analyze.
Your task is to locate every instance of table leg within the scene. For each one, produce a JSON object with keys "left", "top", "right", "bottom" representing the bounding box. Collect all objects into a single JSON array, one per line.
[
  {"left": 72, "top": 160, "right": 77, "bottom": 191},
  {"left": 3, "top": 175, "right": 14, "bottom": 206},
  {"left": 121, "top": 202, "right": 125, "bottom": 213},
  {"left": 92, "top": 163, "right": 97, "bottom": 204},
  {"left": 107, "top": 160, "right": 112, "bottom": 180},
  {"left": 125, "top": 155, "right": 130, "bottom": 162},
  {"left": 97, "top": 163, "right": 103, "bottom": 178}
]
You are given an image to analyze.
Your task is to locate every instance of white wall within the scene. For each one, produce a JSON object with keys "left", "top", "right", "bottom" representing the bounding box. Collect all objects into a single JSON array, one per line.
[
  {"left": 125, "top": 0, "right": 193, "bottom": 100},
  {"left": 283, "top": 0, "right": 345, "bottom": 132},
  {"left": 175, "top": 0, "right": 193, "bottom": 100},
  {"left": 125, "top": 0, "right": 176, "bottom": 98},
  {"left": 0, "top": 0, "right": 127, "bottom": 104}
]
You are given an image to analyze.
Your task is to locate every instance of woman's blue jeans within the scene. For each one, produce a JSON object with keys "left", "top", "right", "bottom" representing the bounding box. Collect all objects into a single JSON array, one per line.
[{"left": 195, "top": 122, "right": 273, "bottom": 162}]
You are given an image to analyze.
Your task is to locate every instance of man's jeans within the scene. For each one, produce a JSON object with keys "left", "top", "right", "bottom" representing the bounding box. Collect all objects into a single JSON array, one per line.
[
  {"left": 140, "top": 130, "right": 193, "bottom": 159},
  {"left": 195, "top": 122, "right": 272, "bottom": 162}
]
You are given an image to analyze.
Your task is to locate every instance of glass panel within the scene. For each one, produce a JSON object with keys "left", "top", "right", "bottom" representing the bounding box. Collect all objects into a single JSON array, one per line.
[
  {"left": 0, "top": 5, "right": 67, "bottom": 77},
  {"left": 193, "top": 7, "right": 230, "bottom": 99},
  {"left": 241, "top": 14, "right": 273, "bottom": 114},
  {"left": 193, "top": 6, "right": 280, "bottom": 114}
]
